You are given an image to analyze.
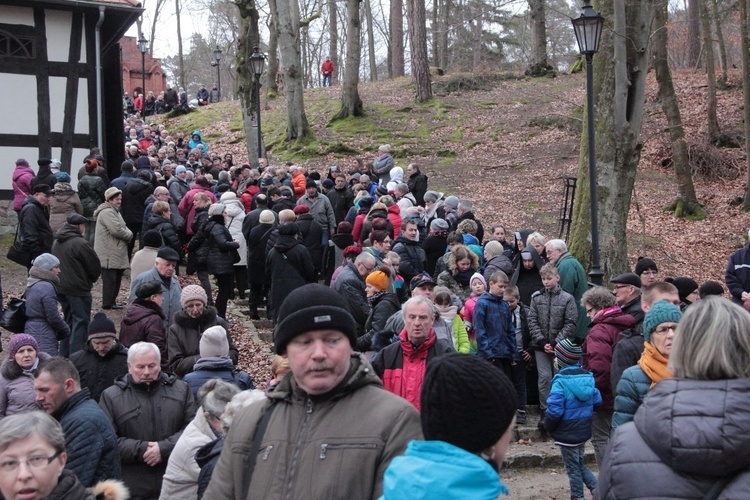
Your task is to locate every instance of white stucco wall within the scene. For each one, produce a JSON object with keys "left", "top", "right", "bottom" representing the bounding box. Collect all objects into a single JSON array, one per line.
[
  {"left": 1, "top": 74, "right": 38, "bottom": 135},
  {"left": 45, "top": 10, "right": 72, "bottom": 63},
  {"left": 0, "top": 6, "right": 34, "bottom": 26}
]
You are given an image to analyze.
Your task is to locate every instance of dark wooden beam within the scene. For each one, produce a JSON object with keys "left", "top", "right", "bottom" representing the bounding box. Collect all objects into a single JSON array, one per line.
[
  {"left": 61, "top": 11, "right": 83, "bottom": 169},
  {"left": 34, "top": 7, "right": 51, "bottom": 159},
  {"left": 0, "top": 133, "right": 91, "bottom": 149}
]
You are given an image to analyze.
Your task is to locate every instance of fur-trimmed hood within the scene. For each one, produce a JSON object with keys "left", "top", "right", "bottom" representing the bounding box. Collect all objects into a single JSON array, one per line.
[
  {"left": 90, "top": 479, "right": 130, "bottom": 499},
  {"left": 0, "top": 352, "right": 51, "bottom": 381}
]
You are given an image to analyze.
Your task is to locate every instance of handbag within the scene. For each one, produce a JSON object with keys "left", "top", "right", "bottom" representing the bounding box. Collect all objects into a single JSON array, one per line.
[
  {"left": 6, "top": 223, "right": 31, "bottom": 268},
  {"left": 0, "top": 297, "right": 27, "bottom": 334}
]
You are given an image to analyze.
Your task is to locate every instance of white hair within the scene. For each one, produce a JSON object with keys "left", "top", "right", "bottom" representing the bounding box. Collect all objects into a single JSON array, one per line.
[
  {"left": 545, "top": 239, "right": 567, "bottom": 253},
  {"left": 127, "top": 342, "right": 161, "bottom": 363},
  {"left": 221, "top": 390, "right": 267, "bottom": 432}
]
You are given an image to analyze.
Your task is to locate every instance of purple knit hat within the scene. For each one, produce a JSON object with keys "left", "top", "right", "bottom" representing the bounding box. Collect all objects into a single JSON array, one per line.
[{"left": 8, "top": 334, "right": 38, "bottom": 358}]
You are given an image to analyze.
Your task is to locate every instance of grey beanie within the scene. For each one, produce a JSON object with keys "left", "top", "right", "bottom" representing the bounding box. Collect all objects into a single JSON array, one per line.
[
  {"left": 444, "top": 196, "right": 459, "bottom": 209},
  {"left": 200, "top": 326, "right": 230, "bottom": 358},
  {"left": 32, "top": 253, "right": 60, "bottom": 271},
  {"left": 208, "top": 203, "right": 226, "bottom": 217},
  {"left": 430, "top": 218, "right": 449, "bottom": 231}
]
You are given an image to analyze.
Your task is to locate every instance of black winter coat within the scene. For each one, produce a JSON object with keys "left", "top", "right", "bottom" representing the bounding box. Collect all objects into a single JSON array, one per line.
[
  {"left": 357, "top": 292, "right": 401, "bottom": 351},
  {"left": 296, "top": 213, "right": 323, "bottom": 273},
  {"left": 266, "top": 231, "right": 316, "bottom": 321},
  {"left": 99, "top": 373, "right": 197, "bottom": 500},
  {"left": 326, "top": 187, "right": 354, "bottom": 223},
  {"left": 121, "top": 177, "right": 154, "bottom": 226},
  {"left": 205, "top": 215, "right": 240, "bottom": 275},
  {"left": 483, "top": 254, "right": 514, "bottom": 283},
  {"left": 610, "top": 323, "right": 645, "bottom": 393},
  {"left": 333, "top": 261, "right": 371, "bottom": 332},
  {"left": 422, "top": 233, "right": 448, "bottom": 276},
  {"left": 31, "top": 169, "right": 57, "bottom": 190},
  {"left": 187, "top": 207, "right": 210, "bottom": 273},
  {"left": 144, "top": 214, "right": 183, "bottom": 259},
  {"left": 19, "top": 196, "right": 53, "bottom": 260},
  {"left": 247, "top": 222, "right": 275, "bottom": 285},
  {"left": 407, "top": 172, "right": 428, "bottom": 206},
  {"left": 393, "top": 236, "right": 427, "bottom": 283},
  {"left": 195, "top": 436, "right": 224, "bottom": 499},
  {"left": 168, "top": 307, "right": 238, "bottom": 377},
  {"left": 55, "top": 389, "right": 121, "bottom": 487},
  {"left": 451, "top": 211, "right": 484, "bottom": 242},
  {"left": 70, "top": 342, "right": 129, "bottom": 402},
  {"left": 52, "top": 224, "right": 101, "bottom": 296}
]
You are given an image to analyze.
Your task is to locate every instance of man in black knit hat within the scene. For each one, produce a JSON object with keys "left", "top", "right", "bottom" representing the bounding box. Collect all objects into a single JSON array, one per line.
[{"left": 205, "top": 283, "right": 421, "bottom": 499}]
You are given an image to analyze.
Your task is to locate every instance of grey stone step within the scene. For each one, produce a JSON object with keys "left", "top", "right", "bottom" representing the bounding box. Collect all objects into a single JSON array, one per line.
[{"left": 503, "top": 440, "right": 596, "bottom": 469}]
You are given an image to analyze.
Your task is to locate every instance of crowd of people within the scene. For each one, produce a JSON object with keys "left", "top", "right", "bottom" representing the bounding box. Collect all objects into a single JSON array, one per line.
[{"left": 3, "top": 115, "right": 750, "bottom": 498}]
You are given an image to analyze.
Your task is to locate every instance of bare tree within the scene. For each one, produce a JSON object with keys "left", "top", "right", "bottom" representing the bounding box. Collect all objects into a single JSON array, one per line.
[
  {"left": 271, "top": 0, "right": 312, "bottom": 139},
  {"left": 407, "top": 0, "right": 432, "bottom": 101},
  {"left": 364, "top": 0, "right": 378, "bottom": 80},
  {"left": 266, "top": 1, "right": 280, "bottom": 96},
  {"left": 687, "top": 0, "right": 701, "bottom": 67},
  {"left": 235, "top": 0, "right": 263, "bottom": 161},
  {"left": 391, "top": 0, "right": 405, "bottom": 77},
  {"left": 711, "top": 0, "right": 728, "bottom": 87},
  {"left": 175, "top": 0, "right": 185, "bottom": 88},
  {"left": 328, "top": 0, "right": 338, "bottom": 84},
  {"left": 148, "top": 0, "right": 168, "bottom": 57},
  {"left": 741, "top": 0, "right": 750, "bottom": 209},
  {"left": 652, "top": 0, "right": 703, "bottom": 217},
  {"left": 332, "top": 0, "right": 363, "bottom": 119},
  {"left": 569, "top": 0, "right": 651, "bottom": 277},
  {"left": 526, "top": 0, "right": 552, "bottom": 75},
  {"left": 700, "top": 0, "right": 721, "bottom": 141}
]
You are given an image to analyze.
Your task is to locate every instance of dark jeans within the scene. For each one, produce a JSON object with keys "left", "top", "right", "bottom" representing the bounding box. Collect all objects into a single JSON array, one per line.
[
  {"left": 511, "top": 355, "right": 528, "bottom": 412},
  {"left": 487, "top": 357, "right": 513, "bottom": 379},
  {"left": 197, "top": 270, "right": 214, "bottom": 306},
  {"left": 233, "top": 266, "right": 248, "bottom": 299},
  {"left": 214, "top": 273, "right": 233, "bottom": 319},
  {"left": 560, "top": 444, "right": 596, "bottom": 498},
  {"left": 101, "top": 269, "right": 124, "bottom": 308},
  {"left": 126, "top": 222, "right": 142, "bottom": 259},
  {"left": 58, "top": 294, "right": 92, "bottom": 357},
  {"left": 322, "top": 74, "right": 332, "bottom": 87}
]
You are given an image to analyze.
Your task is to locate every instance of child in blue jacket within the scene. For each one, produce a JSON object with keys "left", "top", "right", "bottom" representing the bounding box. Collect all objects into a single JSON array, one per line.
[{"left": 544, "top": 338, "right": 602, "bottom": 500}]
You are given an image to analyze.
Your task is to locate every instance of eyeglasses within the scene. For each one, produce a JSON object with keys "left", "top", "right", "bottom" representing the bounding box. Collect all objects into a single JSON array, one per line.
[
  {"left": 0, "top": 451, "right": 62, "bottom": 473},
  {"left": 653, "top": 324, "right": 677, "bottom": 335},
  {"left": 613, "top": 285, "right": 630, "bottom": 291}
]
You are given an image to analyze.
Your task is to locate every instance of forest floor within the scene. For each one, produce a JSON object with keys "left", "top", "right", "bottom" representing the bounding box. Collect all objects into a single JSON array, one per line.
[{"left": 0, "top": 67, "right": 748, "bottom": 499}]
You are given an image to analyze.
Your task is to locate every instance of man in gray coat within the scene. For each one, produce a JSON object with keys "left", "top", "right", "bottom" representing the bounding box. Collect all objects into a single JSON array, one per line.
[
  {"left": 129, "top": 247, "right": 183, "bottom": 330},
  {"left": 52, "top": 213, "right": 101, "bottom": 357},
  {"left": 296, "top": 179, "right": 336, "bottom": 244},
  {"left": 333, "top": 252, "right": 375, "bottom": 332},
  {"left": 204, "top": 284, "right": 421, "bottom": 499}
]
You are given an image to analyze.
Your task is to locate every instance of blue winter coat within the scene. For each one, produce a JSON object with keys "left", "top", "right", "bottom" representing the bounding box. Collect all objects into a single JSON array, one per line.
[
  {"left": 380, "top": 440, "right": 508, "bottom": 500},
  {"left": 544, "top": 365, "right": 602, "bottom": 445},
  {"left": 55, "top": 389, "right": 121, "bottom": 487},
  {"left": 473, "top": 292, "right": 517, "bottom": 361},
  {"left": 611, "top": 364, "right": 652, "bottom": 430},
  {"left": 182, "top": 357, "right": 254, "bottom": 398},
  {"left": 24, "top": 276, "right": 70, "bottom": 356}
]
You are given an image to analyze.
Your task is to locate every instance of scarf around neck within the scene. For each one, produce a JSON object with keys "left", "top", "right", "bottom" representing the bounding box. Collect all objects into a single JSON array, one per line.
[{"left": 638, "top": 341, "right": 672, "bottom": 388}]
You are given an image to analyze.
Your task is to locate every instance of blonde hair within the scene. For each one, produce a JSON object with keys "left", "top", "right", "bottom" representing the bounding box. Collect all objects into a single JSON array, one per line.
[
  {"left": 670, "top": 297, "right": 750, "bottom": 380},
  {"left": 271, "top": 355, "right": 290, "bottom": 378}
]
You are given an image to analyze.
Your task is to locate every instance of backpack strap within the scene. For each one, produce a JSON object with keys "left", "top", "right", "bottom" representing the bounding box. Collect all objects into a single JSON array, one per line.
[
  {"left": 242, "top": 400, "right": 277, "bottom": 496},
  {"left": 703, "top": 474, "right": 737, "bottom": 500}
]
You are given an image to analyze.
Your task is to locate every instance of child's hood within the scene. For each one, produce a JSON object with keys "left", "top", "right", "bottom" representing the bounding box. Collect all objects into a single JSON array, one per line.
[{"left": 558, "top": 367, "right": 597, "bottom": 402}]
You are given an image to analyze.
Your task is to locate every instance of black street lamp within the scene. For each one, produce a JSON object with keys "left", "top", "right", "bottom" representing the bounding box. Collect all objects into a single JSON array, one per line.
[
  {"left": 211, "top": 47, "right": 222, "bottom": 101},
  {"left": 250, "top": 47, "right": 267, "bottom": 161},
  {"left": 572, "top": 1, "right": 604, "bottom": 286},
  {"left": 137, "top": 35, "right": 148, "bottom": 109}
]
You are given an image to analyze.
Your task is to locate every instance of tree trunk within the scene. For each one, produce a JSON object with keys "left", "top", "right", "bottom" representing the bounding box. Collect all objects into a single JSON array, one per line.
[
  {"left": 432, "top": 0, "right": 440, "bottom": 67},
  {"left": 329, "top": 0, "right": 338, "bottom": 84},
  {"left": 235, "top": 0, "right": 262, "bottom": 162},
  {"left": 406, "top": 0, "right": 432, "bottom": 101},
  {"left": 471, "top": 0, "right": 483, "bottom": 72},
  {"left": 526, "top": 0, "right": 550, "bottom": 75},
  {"left": 149, "top": 0, "right": 167, "bottom": 57},
  {"left": 741, "top": 0, "right": 750, "bottom": 209},
  {"left": 365, "top": 0, "right": 377, "bottom": 81},
  {"left": 701, "top": 0, "right": 721, "bottom": 141},
  {"left": 300, "top": 25, "right": 309, "bottom": 87},
  {"left": 568, "top": 0, "right": 651, "bottom": 278},
  {"left": 266, "top": 8, "right": 280, "bottom": 95},
  {"left": 391, "top": 0, "right": 405, "bottom": 77},
  {"left": 272, "top": 0, "right": 312, "bottom": 140},
  {"left": 687, "top": 0, "right": 701, "bottom": 67},
  {"left": 332, "top": 0, "right": 363, "bottom": 119},
  {"left": 653, "top": 0, "right": 703, "bottom": 218},
  {"left": 712, "top": 0, "right": 728, "bottom": 87},
  {"left": 175, "top": 0, "right": 185, "bottom": 88},
  {"left": 439, "top": 0, "right": 450, "bottom": 70}
]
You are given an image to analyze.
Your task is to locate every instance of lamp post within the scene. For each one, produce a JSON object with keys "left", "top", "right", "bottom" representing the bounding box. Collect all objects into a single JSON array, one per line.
[
  {"left": 211, "top": 47, "right": 222, "bottom": 101},
  {"left": 250, "top": 47, "right": 267, "bottom": 161},
  {"left": 572, "top": 1, "right": 604, "bottom": 286},
  {"left": 137, "top": 35, "right": 148, "bottom": 109}
]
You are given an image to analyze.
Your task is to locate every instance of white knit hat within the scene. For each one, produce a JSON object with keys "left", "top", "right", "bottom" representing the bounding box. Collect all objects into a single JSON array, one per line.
[{"left": 200, "top": 326, "right": 229, "bottom": 358}]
